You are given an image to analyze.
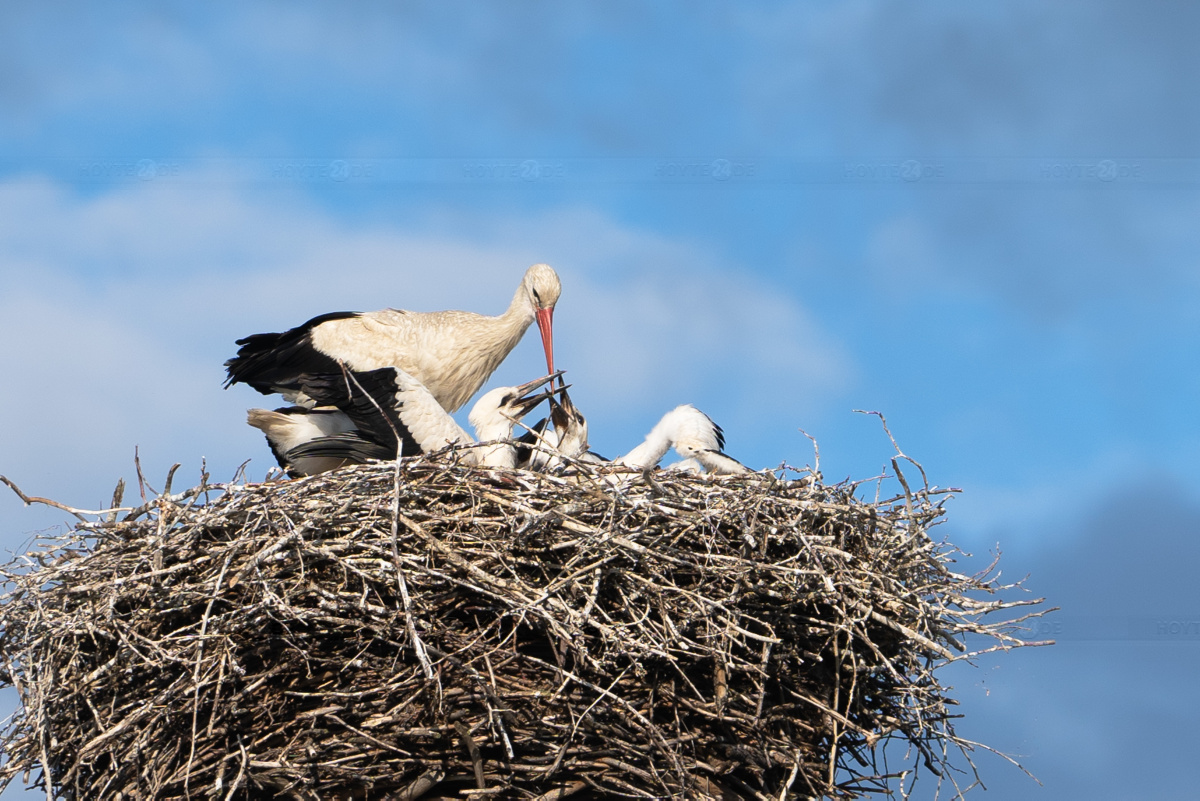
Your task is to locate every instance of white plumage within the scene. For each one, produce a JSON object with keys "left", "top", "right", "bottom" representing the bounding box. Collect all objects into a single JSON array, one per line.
[
  {"left": 246, "top": 407, "right": 357, "bottom": 455},
  {"left": 466, "top": 380, "right": 563, "bottom": 468},
  {"left": 524, "top": 390, "right": 749, "bottom": 475},
  {"left": 249, "top": 372, "right": 560, "bottom": 476},
  {"left": 519, "top": 389, "right": 598, "bottom": 471},
  {"left": 246, "top": 407, "right": 375, "bottom": 478},
  {"left": 615, "top": 405, "right": 748, "bottom": 474}
]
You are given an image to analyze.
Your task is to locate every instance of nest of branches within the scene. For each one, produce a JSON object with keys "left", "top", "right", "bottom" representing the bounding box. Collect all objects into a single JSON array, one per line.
[{"left": 0, "top": 453, "right": 1047, "bottom": 800}]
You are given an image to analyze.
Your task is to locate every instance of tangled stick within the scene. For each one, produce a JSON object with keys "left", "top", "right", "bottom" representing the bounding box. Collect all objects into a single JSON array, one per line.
[{"left": 0, "top": 454, "right": 1050, "bottom": 799}]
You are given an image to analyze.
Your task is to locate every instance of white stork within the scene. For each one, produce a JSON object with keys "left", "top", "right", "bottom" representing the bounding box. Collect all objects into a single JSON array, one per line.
[
  {"left": 249, "top": 371, "right": 562, "bottom": 477},
  {"left": 522, "top": 389, "right": 748, "bottom": 475},
  {"left": 225, "top": 263, "right": 561, "bottom": 412}
]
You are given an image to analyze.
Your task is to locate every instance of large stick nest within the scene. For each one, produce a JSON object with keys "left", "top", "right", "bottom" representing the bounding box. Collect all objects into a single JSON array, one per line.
[{"left": 0, "top": 455, "right": 1047, "bottom": 800}]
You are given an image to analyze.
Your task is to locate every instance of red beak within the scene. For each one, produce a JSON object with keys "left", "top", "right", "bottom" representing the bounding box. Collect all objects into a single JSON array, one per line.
[{"left": 535, "top": 306, "right": 555, "bottom": 377}]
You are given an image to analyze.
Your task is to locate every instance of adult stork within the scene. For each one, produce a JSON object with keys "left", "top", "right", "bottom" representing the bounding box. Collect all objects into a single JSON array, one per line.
[
  {"left": 225, "top": 263, "right": 561, "bottom": 412},
  {"left": 248, "top": 371, "right": 562, "bottom": 477},
  {"left": 522, "top": 389, "right": 748, "bottom": 475}
]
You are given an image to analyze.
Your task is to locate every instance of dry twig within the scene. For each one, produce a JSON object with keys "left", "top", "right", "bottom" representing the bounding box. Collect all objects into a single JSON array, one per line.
[{"left": 0, "top": 457, "right": 1049, "bottom": 799}]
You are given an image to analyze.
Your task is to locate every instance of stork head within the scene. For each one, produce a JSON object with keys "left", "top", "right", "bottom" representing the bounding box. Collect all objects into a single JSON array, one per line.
[
  {"left": 522, "top": 263, "right": 561, "bottom": 377},
  {"left": 468, "top": 371, "right": 564, "bottom": 440},
  {"left": 549, "top": 387, "right": 590, "bottom": 458}
]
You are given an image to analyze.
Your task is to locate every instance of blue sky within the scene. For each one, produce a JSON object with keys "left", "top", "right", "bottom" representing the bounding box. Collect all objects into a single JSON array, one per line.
[{"left": 1, "top": 2, "right": 1198, "bottom": 798}]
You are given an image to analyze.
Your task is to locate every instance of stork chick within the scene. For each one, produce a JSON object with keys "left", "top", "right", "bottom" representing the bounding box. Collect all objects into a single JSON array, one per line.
[
  {"left": 524, "top": 389, "right": 748, "bottom": 475},
  {"left": 616, "top": 405, "right": 749, "bottom": 475},
  {"left": 519, "top": 388, "right": 601, "bottom": 470}
]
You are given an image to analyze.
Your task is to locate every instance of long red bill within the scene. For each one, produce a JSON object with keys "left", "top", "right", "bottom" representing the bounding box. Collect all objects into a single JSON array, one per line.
[{"left": 535, "top": 306, "right": 555, "bottom": 377}]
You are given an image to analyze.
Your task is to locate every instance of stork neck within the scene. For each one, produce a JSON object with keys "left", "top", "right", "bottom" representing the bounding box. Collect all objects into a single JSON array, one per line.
[
  {"left": 502, "top": 281, "right": 535, "bottom": 325},
  {"left": 472, "top": 418, "right": 518, "bottom": 468},
  {"left": 474, "top": 417, "right": 515, "bottom": 442},
  {"left": 482, "top": 282, "right": 535, "bottom": 358},
  {"left": 617, "top": 427, "right": 673, "bottom": 469}
]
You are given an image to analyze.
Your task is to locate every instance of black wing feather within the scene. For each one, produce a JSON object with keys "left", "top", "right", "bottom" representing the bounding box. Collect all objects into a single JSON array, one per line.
[
  {"left": 513, "top": 417, "right": 551, "bottom": 467},
  {"left": 297, "top": 368, "right": 422, "bottom": 458},
  {"left": 285, "top": 433, "right": 394, "bottom": 464},
  {"left": 261, "top": 433, "right": 290, "bottom": 473},
  {"left": 224, "top": 311, "right": 361, "bottom": 394}
]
